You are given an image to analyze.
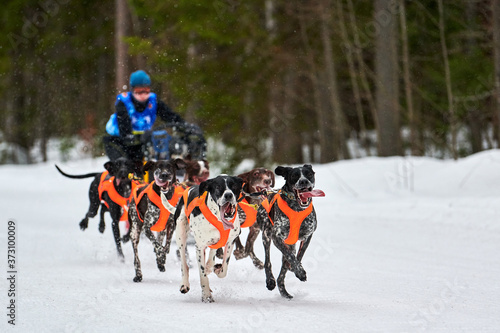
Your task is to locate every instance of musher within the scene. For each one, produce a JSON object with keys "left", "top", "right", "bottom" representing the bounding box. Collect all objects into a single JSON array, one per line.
[{"left": 103, "top": 70, "right": 185, "bottom": 161}]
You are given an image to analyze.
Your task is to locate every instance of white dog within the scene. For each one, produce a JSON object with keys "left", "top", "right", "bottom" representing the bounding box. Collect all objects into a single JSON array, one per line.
[{"left": 166, "top": 175, "right": 243, "bottom": 302}]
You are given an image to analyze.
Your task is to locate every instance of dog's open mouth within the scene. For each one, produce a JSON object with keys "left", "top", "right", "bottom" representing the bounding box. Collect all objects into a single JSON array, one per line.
[
  {"left": 220, "top": 202, "right": 236, "bottom": 230},
  {"left": 155, "top": 178, "right": 170, "bottom": 192},
  {"left": 294, "top": 187, "right": 325, "bottom": 207},
  {"left": 255, "top": 185, "right": 270, "bottom": 199}
]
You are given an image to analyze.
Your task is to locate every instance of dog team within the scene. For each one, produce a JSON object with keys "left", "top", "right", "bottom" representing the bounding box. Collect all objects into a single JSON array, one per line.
[{"left": 56, "top": 157, "right": 324, "bottom": 302}]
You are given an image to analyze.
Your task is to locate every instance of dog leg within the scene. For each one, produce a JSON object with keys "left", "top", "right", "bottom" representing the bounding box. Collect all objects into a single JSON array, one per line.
[
  {"left": 80, "top": 177, "right": 101, "bottom": 231},
  {"left": 245, "top": 225, "right": 264, "bottom": 269},
  {"left": 176, "top": 213, "right": 190, "bottom": 294},
  {"left": 142, "top": 209, "right": 165, "bottom": 258},
  {"left": 205, "top": 248, "right": 217, "bottom": 275},
  {"left": 232, "top": 236, "right": 246, "bottom": 260},
  {"left": 277, "top": 254, "right": 293, "bottom": 299},
  {"left": 196, "top": 244, "right": 214, "bottom": 303},
  {"left": 262, "top": 227, "right": 276, "bottom": 291},
  {"left": 272, "top": 236, "right": 306, "bottom": 282},
  {"left": 296, "top": 235, "right": 313, "bottom": 263},
  {"left": 108, "top": 204, "right": 125, "bottom": 260},
  {"left": 214, "top": 238, "right": 236, "bottom": 279},
  {"left": 155, "top": 230, "right": 167, "bottom": 272},
  {"left": 130, "top": 209, "right": 143, "bottom": 282},
  {"left": 98, "top": 204, "right": 107, "bottom": 233}
]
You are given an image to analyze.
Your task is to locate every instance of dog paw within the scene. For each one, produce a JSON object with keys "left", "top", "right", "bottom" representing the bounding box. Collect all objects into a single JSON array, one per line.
[
  {"left": 279, "top": 289, "right": 294, "bottom": 300},
  {"left": 213, "top": 263, "right": 223, "bottom": 276},
  {"left": 180, "top": 285, "right": 190, "bottom": 294},
  {"left": 233, "top": 249, "right": 247, "bottom": 260},
  {"left": 252, "top": 258, "right": 264, "bottom": 270},
  {"left": 79, "top": 220, "right": 88, "bottom": 231},
  {"left": 202, "top": 295, "right": 215, "bottom": 303},
  {"left": 98, "top": 223, "right": 105, "bottom": 233},
  {"left": 121, "top": 234, "right": 130, "bottom": 243},
  {"left": 157, "top": 264, "right": 165, "bottom": 272},
  {"left": 215, "top": 248, "right": 223, "bottom": 259},
  {"left": 266, "top": 277, "right": 276, "bottom": 291},
  {"left": 133, "top": 275, "right": 142, "bottom": 283},
  {"left": 294, "top": 266, "right": 307, "bottom": 282}
]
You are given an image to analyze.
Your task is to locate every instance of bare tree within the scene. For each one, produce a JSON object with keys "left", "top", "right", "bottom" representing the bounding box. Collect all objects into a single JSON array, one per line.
[
  {"left": 493, "top": 0, "right": 500, "bottom": 146},
  {"left": 374, "top": 0, "right": 401, "bottom": 156},
  {"left": 437, "top": 0, "right": 457, "bottom": 159},
  {"left": 320, "top": 0, "right": 350, "bottom": 160},
  {"left": 399, "top": 0, "right": 421, "bottom": 155},
  {"left": 337, "top": 0, "right": 370, "bottom": 156},
  {"left": 115, "top": 0, "right": 128, "bottom": 93}
]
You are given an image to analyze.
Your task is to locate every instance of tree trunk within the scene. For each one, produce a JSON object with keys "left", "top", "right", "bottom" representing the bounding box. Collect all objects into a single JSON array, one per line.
[
  {"left": 465, "top": 1, "right": 482, "bottom": 154},
  {"left": 399, "top": 0, "right": 421, "bottom": 155},
  {"left": 115, "top": 0, "right": 128, "bottom": 93},
  {"left": 437, "top": 0, "right": 456, "bottom": 159},
  {"left": 374, "top": 0, "right": 401, "bottom": 156},
  {"left": 492, "top": 0, "right": 500, "bottom": 146},
  {"left": 337, "top": 0, "right": 370, "bottom": 157},
  {"left": 297, "top": 4, "right": 334, "bottom": 163},
  {"left": 347, "top": 0, "right": 379, "bottom": 134},
  {"left": 320, "top": 0, "right": 350, "bottom": 160}
]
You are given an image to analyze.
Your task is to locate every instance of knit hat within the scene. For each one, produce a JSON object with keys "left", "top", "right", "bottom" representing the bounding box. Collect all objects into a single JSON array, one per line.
[{"left": 129, "top": 70, "right": 151, "bottom": 88}]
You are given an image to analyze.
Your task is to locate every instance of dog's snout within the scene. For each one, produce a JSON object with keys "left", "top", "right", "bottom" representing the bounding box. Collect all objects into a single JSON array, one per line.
[
  {"left": 298, "top": 178, "right": 309, "bottom": 187},
  {"left": 160, "top": 172, "right": 169, "bottom": 179},
  {"left": 224, "top": 192, "right": 234, "bottom": 201},
  {"left": 264, "top": 178, "right": 272, "bottom": 186}
]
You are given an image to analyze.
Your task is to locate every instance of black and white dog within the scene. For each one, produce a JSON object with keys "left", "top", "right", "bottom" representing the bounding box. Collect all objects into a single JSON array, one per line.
[
  {"left": 55, "top": 158, "right": 142, "bottom": 258},
  {"left": 257, "top": 164, "right": 324, "bottom": 299},
  {"left": 126, "top": 159, "right": 186, "bottom": 282},
  {"left": 172, "top": 175, "right": 243, "bottom": 302}
]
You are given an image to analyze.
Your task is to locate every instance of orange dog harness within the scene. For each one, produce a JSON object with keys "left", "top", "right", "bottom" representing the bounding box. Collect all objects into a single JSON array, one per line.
[
  {"left": 134, "top": 182, "right": 184, "bottom": 232},
  {"left": 238, "top": 198, "right": 257, "bottom": 228},
  {"left": 98, "top": 171, "right": 137, "bottom": 223},
  {"left": 184, "top": 191, "right": 237, "bottom": 249},
  {"left": 262, "top": 193, "right": 313, "bottom": 245}
]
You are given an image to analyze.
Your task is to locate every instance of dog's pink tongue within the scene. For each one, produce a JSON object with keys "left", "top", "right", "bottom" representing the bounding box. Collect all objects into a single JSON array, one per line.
[
  {"left": 116, "top": 178, "right": 121, "bottom": 186},
  {"left": 220, "top": 203, "right": 235, "bottom": 230},
  {"left": 300, "top": 189, "right": 325, "bottom": 198},
  {"left": 154, "top": 177, "right": 168, "bottom": 188}
]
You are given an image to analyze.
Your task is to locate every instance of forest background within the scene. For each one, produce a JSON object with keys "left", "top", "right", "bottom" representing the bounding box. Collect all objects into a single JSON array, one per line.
[{"left": 2, "top": 0, "right": 500, "bottom": 171}]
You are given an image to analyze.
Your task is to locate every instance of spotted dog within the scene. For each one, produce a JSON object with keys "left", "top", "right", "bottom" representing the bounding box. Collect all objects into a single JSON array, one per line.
[
  {"left": 172, "top": 175, "right": 243, "bottom": 302},
  {"left": 233, "top": 168, "right": 275, "bottom": 269},
  {"left": 181, "top": 159, "right": 210, "bottom": 187},
  {"left": 257, "top": 164, "right": 325, "bottom": 299},
  {"left": 127, "top": 159, "right": 186, "bottom": 282},
  {"left": 55, "top": 158, "right": 142, "bottom": 258}
]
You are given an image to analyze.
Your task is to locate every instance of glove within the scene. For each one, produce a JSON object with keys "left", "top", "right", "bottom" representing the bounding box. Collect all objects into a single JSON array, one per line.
[
  {"left": 140, "top": 130, "right": 153, "bottom": 144},
  {"left": 123, "top": 134, "right": 141, "bottom": 146}
]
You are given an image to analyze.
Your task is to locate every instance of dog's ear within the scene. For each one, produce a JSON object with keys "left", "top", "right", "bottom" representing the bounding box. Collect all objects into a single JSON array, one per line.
[
  {"left": 133, "top": 160, "right": 144, "bottom": 176},
  {"left": 228, "top": 176, "right": 244, "bottom": 197},
  {"left": 104, "top": 161, "right": 116, "bottom": 175},
  {"left": 198, "top": 180, "right": 210, "bottom": 196},
  {"left": 142, "top": 161, "right": 155, "bottom": 173},
  {"left": 268, "top": 170, "right": 275, "bottom": 188},
  {"left": 303, "top": 164, "right": 315, "bottom": 175},
  {"left": 236, "top": 171, "right": 251, "bottom": 184},
  {"left": 275, "top": 166, "right": 291, "bottom": 178},
  {"left": 203, "top": 159, "right": 209, "bottom": 168},
  {"left": 173, "top": 158, "right": 187, "bottom": 171},
  {"left": 234, "top": 176, "right": 244, "bottom": 191}
]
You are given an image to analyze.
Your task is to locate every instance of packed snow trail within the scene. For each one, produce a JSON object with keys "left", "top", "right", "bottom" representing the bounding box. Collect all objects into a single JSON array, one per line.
[{"left": 1, "top": 151, "right": 499, "bottom": 332}]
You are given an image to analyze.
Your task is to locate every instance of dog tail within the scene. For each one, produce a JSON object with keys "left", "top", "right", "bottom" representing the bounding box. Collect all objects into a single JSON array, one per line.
[{"left": 55, "top": 165, "right": 99, "bottom": 179}]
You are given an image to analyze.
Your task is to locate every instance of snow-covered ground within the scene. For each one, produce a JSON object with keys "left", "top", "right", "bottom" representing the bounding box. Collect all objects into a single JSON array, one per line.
[{"left": 1, "top": 151, "right": 499, "bottom": 332}]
